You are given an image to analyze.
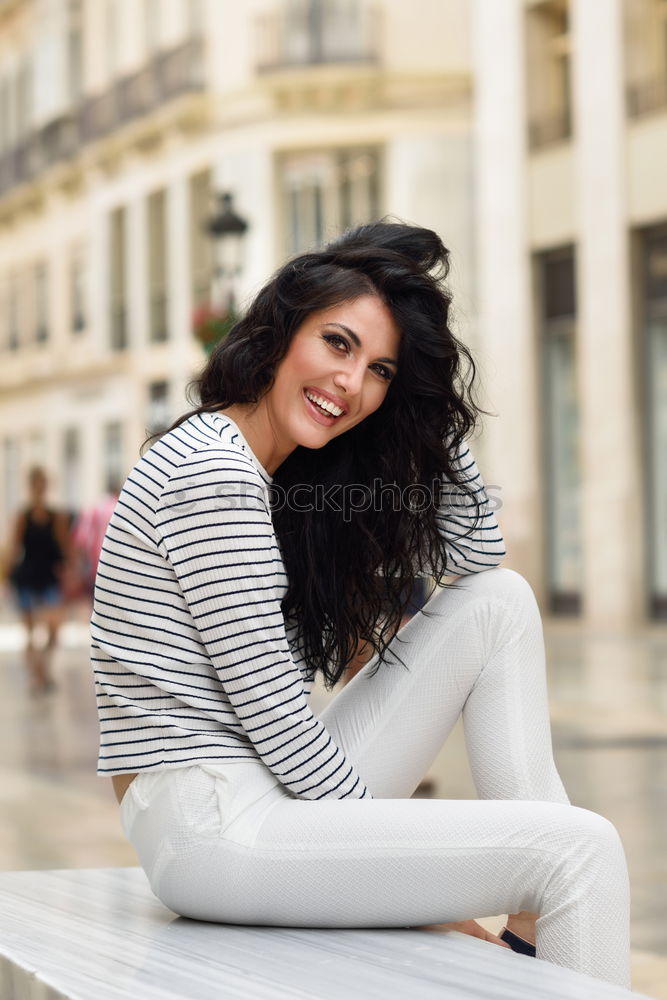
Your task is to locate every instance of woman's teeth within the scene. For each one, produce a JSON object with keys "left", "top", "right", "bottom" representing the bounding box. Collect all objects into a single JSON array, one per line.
[{"left": 305, "top": 390, "right": 344, "bottom": 418}]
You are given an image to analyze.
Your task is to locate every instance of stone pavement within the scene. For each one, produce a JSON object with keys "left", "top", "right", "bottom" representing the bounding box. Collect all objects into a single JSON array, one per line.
[{"left": 0, "top": 605, "right": 665, "bottom": 998}]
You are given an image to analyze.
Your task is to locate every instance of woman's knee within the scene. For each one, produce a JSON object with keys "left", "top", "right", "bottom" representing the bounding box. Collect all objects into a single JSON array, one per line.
[
  {"left": 567, "top": 806, "right": 628, "bottom": 872},
  {"left": 535, "top": 805, "right": 629, "bottom": 910}
]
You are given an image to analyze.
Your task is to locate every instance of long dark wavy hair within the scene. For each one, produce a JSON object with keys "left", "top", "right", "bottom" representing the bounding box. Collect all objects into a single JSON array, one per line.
[{"left": 161, "top": 221, "right": 483, "bottom": 688}]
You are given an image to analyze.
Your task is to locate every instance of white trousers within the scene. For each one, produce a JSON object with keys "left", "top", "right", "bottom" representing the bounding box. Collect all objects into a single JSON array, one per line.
[{"left": 120, "top": 569, "right": 631, "bottom": 988}]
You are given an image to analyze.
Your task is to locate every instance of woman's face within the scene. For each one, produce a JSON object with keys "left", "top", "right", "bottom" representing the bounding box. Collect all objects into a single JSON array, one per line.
[{"left": 261, "top": 294, "right": 400, "bottom": 462}]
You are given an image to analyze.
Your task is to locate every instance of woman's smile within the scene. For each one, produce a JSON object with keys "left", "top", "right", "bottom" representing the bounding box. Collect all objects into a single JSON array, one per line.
[{"left": 302, "top": 387, "right": 349, "bottom": 424}]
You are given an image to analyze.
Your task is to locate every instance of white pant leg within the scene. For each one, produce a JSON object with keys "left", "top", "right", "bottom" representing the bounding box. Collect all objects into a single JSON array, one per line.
[
  {"left": 122, "top": 569, "right": 631, "bottom": 988},
  {"left": 125, "top": 765, "right": 630, "bottom": 987},
  {"left": 319, "top": 568, "right": 569, "bottom": 802}
]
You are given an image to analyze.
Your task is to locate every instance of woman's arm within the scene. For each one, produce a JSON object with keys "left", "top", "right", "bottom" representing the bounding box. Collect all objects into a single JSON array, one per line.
[
  {"left": 435, "top": 439, "right": 505, "bottom": 575},
  {"left": 3, "top": 512, "right": 25, "bottom": 580},
  {"left": 155, "top": 449, "right": 371, "bottom": 802}
]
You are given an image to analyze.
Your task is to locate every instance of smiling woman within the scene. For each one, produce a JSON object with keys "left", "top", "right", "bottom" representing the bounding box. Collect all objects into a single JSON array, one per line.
[
  {"left": 222, "top": 296, "right": 399, "bottom": 470},
  {"left": 91, "top": 222, "right": 632, "bottom": 990}
]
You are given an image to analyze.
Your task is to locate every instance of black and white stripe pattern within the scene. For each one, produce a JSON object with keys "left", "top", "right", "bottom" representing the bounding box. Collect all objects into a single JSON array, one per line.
[
  {"left": 435, "top": 438, "right": 506, "bottom": 575},
  {"left": 92, "top": 412, "right": 504, "bottom": 798}
]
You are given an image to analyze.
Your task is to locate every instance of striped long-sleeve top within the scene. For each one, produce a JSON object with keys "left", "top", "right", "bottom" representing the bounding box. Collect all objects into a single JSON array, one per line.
[{"left": 91, "top": 411, "right": 505, "bottom": 799}]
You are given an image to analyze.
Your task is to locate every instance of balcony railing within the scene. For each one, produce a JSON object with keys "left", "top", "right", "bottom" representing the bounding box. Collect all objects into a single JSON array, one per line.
[
  {"left": 80, "top": 90, "right": 118, "bottom": 142},
  {"left": 81, "top": 37, "right": 204, "bottom": 140},
  {"left": 627, "top": 75, "right": 667, "bottom": 119},
  {"left": 527, "top": 109, "right": 572, "bottom": 151},
  {"left": 256, "top": 0, "right": 380, "bottom": 72},
  {"left": 0, "top": 37, "right": 204, "bottom": 197},
  {"left": 117, "top": 66, "right": 158, "bottom": 123},
  {"left": 157, "top": 41, "right": 205, "bottom": 98}
]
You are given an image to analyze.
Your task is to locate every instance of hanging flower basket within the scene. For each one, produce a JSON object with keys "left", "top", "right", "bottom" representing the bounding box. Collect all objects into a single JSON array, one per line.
[{"left": 192, "top": 303, "right": 238, "bottom": 355}]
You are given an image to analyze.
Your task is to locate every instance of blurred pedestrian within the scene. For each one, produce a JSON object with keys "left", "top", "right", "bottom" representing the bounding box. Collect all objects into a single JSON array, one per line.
[
  {"left": 5, "top": 466, "right": 70, "bottom": 694},
  {"left": 70, "top": 486, "right": 120, "bottom": 601}
]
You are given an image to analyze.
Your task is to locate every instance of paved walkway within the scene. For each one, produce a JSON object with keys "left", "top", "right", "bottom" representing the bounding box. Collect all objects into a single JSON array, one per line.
[{"left": 0, "top": 606, "right": 665, "bottom": 998}]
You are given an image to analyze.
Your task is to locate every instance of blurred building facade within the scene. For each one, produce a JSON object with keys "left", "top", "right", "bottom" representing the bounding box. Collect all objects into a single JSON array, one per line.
[
  {"left": 473, "top": 0, "right": 667, "bottom": 628},
  {"left": 0, "top": 0, "right": 472, "bottom": 538},
  {"left": 3, "top": 0, "right": 666, "bottom": 632}
]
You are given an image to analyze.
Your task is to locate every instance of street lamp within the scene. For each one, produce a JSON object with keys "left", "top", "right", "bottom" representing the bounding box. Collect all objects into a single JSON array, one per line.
[
  {"left": 193, "top": 191, "right": 249, "bottom": 354},
  {"left": 206, "top": 191, "right": 249, "bottom": 312}
]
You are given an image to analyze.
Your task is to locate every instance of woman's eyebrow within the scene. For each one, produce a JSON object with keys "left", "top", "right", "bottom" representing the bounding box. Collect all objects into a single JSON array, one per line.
[{"left": 324, "top": 322, "right": 398, "bottom": 367}]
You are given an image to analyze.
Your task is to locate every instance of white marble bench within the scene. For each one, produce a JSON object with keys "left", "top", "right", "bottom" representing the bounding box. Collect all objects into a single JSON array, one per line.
[{"left": 0, "top": 868, "right": 654, "bottom": 1000}]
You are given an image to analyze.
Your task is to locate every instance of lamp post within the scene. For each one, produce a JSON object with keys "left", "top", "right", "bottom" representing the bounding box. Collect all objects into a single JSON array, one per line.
[
  {"left": 193, "top": 191, "right": 249, "bottom": 354},
  {"left": 206, "top": 191, "right": 249, "bottom": 312}
]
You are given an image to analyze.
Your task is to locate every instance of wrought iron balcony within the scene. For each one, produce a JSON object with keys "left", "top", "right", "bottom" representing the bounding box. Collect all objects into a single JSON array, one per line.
[
  {"left": 81, "top": 37, "right": 204, "bottom": 139},
  {"left": 117, "top": 65, "right": 158, "bottom": 123},
  {"left": 627, "top": 75, "right": 667, "bottom": 119},
  {"left": 79, "top": 90, "right": 118, "bottom": 142},
  {"left": 256, "top": 0, "right": 380, "bottom": 72},
  {"left": 0, "top": 37, "right": 204, "bottom": 197}
]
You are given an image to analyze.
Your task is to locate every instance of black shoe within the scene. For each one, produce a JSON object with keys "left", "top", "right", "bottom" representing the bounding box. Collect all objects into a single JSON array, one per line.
[{"left": 499, "top": 926, "right": 537, "bottom": 958}]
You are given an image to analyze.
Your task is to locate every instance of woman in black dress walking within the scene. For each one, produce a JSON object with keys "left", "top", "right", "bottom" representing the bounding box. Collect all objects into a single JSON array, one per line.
[{"left": 7, "top": 466, "right": 70, "bottom": 693}]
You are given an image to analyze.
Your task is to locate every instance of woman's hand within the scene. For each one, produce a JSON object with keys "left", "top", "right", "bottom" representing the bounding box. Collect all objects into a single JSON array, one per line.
[{"left": 414, "top": 919, "right": 511, "bottom": 949}]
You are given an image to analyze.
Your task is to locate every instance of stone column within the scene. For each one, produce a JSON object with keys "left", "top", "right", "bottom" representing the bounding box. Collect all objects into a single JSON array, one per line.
[
  {"left": 385, "top": 132, "right": 475, "bottom": 341},
  {"left": 471, "top": 0, "right": 543, "bottom": 596},
  {"left": 571, "top": 0, "right": 644, "bottom": 626}
]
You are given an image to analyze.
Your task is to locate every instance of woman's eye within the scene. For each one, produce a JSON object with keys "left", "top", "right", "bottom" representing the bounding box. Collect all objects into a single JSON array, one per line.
[
  {"left": 323, "top": 334, "right": 393, "bottom": 381},
  {"left": 323, "top": 334, "right": 348, "bottom": 351}
]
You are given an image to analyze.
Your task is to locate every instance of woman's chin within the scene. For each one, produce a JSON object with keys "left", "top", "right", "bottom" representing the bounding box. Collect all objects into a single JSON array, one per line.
[{"left": 296, "top": 430, "right": 336, "bottom": 450}]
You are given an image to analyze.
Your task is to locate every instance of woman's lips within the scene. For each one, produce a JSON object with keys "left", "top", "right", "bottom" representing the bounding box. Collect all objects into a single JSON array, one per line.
[{"left": 303, "top": 389, "right": 338, "bottom": 426}]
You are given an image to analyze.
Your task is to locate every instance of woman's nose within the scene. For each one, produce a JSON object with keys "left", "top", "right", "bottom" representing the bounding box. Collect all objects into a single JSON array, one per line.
[{"left": 333, "top": 362, "right": 364, "bottom": 396}]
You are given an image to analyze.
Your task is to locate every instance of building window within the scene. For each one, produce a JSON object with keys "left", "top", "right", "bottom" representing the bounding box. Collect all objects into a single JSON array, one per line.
[
  {"left": 67, "top": 0, "right": 84, "bottom": 103},
  {"left": 539, "top": 247, "right": 581, "bottom": 615},
  {"left": 148, "top": 189, "right": 168, "bottom": 342},
  {"left": 2, "top": 437, "right": 20, "bottom": 522},
  {"left": 0, "top": 77, "right": 10, "bottom": 154},
  {"left": 189, "top": 169, "right": 213, "bottom": 308},
  {"left": 8, "top": 275, "right": 19, "bottom": 351},
  {"left": 525, "top": 0, "right": 572, "bottom": 150},
  {"left": 106, "top": 0, "right": 121, "bottom": 82},
  {"left": 642, "top": 226, "right": 667, "bottom": 618},
  {"left": 147, "top": 380, "right": 170, "bottom": 436},
  {"left": 0, "top": 278, "right": 6, "bottom": 351},
  {"left": 186, "top": 0, "right": 203, "bottom": 36},
  {"left": 15, "top": 57, "right": 33, "bottom": 141},
  {"left": 109, "top": 207, "right": 127, "bottom": 350},
  {"left": 280, "top": 147, "right": 380, "bottom": 255},
  {"left": 27, "top": 431, "right": 46, "bottom": 468},
  {"left": 69, "top": 248, "right": 87, "bottom": 334},
  {"left": 63, "top": 427, "right": 81, "bottom": 513},
  {"left": 625, "top": 0, "right": 667, "bottom": 116},
  {"left": 143, "top": 0, "right": 162, "bottom": 55},
  {"left": 34, "top": 263, "right": 49, "bottom": 343},
  {"left": 256, "top": 0, "right": 379, "bottom": 71},
  {"left": 103, "top": 421, "right": 124, "bottom": 494}
]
